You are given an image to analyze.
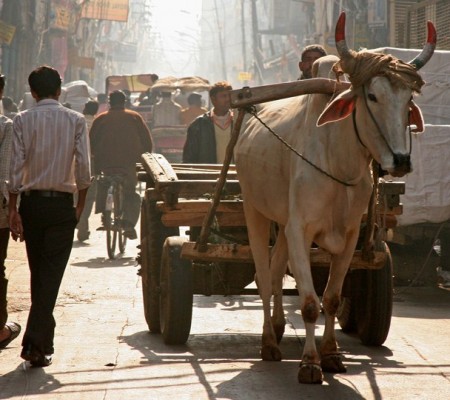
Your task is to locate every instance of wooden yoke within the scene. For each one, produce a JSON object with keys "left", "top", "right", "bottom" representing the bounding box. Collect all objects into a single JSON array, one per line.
[{"left": 230, "top": 78, "right": 351, "bottom": 108}]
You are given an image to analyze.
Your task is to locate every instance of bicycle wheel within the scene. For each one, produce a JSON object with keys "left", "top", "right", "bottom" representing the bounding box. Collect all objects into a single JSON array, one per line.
[
  {"left": 116, "top": 186, "right": 127, "bottom": 253},
  {"left": 105, "top": 186, "right": 118, "bottom": 259}
]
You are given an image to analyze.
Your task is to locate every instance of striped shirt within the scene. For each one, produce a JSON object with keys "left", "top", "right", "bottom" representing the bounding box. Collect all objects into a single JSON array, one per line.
[{"left": 8, "top": 99, "right": 91, "bottom": 194}]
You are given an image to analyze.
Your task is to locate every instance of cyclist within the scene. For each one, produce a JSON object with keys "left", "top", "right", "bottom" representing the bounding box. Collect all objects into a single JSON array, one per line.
[{"left": 90, "top": 90, "right": 153, "bottom": 239}]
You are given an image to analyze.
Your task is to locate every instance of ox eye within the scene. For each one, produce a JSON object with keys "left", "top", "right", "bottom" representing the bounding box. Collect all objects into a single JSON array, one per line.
[{"left": 368, "top": 93, "right": 377, "bottom": 102}]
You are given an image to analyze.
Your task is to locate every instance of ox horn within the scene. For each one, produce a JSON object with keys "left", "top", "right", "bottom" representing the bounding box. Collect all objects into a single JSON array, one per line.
[
  {"left": 408, "top": 21, "right": 437, "bottom": 70},
  {"left": 335, "top": 12, "right": 353, "bottom": 62}
]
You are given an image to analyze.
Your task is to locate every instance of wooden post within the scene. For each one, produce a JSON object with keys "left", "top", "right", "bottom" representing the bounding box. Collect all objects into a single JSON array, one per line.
[
  {"left": 196, "top": 108, "right": 247, "bottom": 252},
  {"left": 362, "top": 160, "right": 379, "bottom": 261}
]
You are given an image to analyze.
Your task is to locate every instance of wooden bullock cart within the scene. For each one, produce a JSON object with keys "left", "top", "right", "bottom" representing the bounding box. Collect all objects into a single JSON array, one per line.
[{"left": 136, "top": 78, "right": 405, "bottom": 346}]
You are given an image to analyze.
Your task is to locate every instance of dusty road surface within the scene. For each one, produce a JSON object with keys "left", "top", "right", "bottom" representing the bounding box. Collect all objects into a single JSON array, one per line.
[{"left": 0, "top": 213, "right": 449, "bottom": 400}]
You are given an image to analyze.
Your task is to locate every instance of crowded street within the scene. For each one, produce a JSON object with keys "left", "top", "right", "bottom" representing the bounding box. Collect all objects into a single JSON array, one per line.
[
  {"left": 0, "top": 210, "right": 449, "bottom": 399},
  {"left": 0, "top": 1, "right": 449, "bottom": 399}
]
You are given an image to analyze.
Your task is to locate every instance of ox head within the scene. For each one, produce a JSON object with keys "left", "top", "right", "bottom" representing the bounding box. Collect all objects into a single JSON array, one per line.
[{"left": 317, "top": 12, "right": 436, "bottom": 177}]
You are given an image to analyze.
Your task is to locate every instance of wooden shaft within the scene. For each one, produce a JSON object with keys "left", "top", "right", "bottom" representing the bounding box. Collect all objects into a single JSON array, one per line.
[
  {"left": 230, "top": 78, "right": 351, "bottom": 108},
  {"left": 196, "top": 109, "right": 247, "bottom": 252}
]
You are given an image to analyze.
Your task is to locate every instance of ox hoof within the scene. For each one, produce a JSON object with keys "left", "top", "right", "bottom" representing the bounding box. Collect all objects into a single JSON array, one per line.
[
  {"left": 321, "top": 353, "right": 347, "bottom": 373},
  {"left": 298, "top": 363, "right": 323, "bottom": 384},
  {"left": 261, "top": 345, "right": 282, "bottom": 361}
]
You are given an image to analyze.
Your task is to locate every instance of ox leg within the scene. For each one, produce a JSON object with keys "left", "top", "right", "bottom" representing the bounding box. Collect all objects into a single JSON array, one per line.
[
  {"left": 244, "top": 204, "right": 281, "bottom": 361},
  {"left": 320, "top": 247, "right": 356, "bottom": 373},
  {"left": 270, "top": 226, "right": 288, "bottom": 343},
  {"left": 285, "top": 223, "right": 323, "bottom": 384}
]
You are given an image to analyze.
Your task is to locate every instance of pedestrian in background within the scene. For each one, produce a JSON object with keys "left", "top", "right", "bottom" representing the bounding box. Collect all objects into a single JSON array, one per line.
[
  {"left": 0, "top": 74, "right": 21, "bottom": 350},
  {"left": 8, "top": 65, "right": 91, "bottom": 367},
  {"left": 298, "top": 44, "right": 327, "bottom": 80},
  {"left": 76, "top": 99, "right": 99, "bottom": 242},
  {"left": 90, "top": 90, "right": 153, "bottom": 240},
  {"left": 96, "top": 93, "right": 108, "bottom": 115},
  {"left": 151, "top": 91, "right": 182, "bottom": 127},
  {"left": 180, "top": 92, "right": 208, "bottom": 126},
  {"left": 183, "top": 81, "right": 233, "bottom": 164},
  {"left": 1, "top": 96, "right": 18, "bottom": 120}
]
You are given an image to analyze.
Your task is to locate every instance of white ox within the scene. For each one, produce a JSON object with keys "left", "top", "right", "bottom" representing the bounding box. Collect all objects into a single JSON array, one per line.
[{"left": 234, "top": 12, "right": 436, "bottom": 384}]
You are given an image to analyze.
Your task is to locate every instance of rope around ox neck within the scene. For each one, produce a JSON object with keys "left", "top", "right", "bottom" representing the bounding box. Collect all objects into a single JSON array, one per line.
[{"left": 246, "top": 106, "right": 356, "bottom": 187}]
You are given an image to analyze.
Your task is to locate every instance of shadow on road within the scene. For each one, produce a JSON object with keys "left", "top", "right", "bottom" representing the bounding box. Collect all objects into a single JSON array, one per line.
[
  {"left": 119, "top": 328, "right": 403, "bottom": 399},
  {"left": 392, "top": 286, "right": 450, "bottom": 319},
  {"left": 0, "top": 364, "right": 62, "bottom": 398},
  {"left": 71, "top": 256, "right": 137, "bottom": 269}
]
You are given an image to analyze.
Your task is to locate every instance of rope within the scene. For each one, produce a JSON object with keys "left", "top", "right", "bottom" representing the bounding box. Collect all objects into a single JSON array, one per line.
[{"left": 247, "top": 107, "right": 356, "bottom": 187}]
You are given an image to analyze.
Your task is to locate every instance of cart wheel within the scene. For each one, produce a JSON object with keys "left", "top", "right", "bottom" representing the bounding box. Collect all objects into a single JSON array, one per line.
[
  {"left": 336, "top": 295, "right": 357, "bottom": 333},
  {"left": 356, "top": 241, "right": 393, "bottom": 346},
  {"left": 160, "top": 236, "right": 193, "bottom": 345},
  {"left": 140, "top": 198, "right": 179, "bottom": 333}
]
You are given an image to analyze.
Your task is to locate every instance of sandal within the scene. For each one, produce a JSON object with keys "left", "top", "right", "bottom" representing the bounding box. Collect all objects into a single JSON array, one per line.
[{"left": 0, "top": 322, "right": 21, "bottom": 349}]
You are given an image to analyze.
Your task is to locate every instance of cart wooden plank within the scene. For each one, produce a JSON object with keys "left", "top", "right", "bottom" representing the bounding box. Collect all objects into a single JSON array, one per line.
[
  {"left": 157, "top": 199, "right": 243, "bottom": 212},
  {"left": 171, "top": 170, "right": 238, "bottom": 180},
  {"left": 172, "top": 163, "right": 237, "bottom": 172},
  {"left": 162, "top": 212, "right": 246, "bottom": 227},
  {"left": 181, "top": 242, "right": 386, "bottom": 269},
  {"left": 141, "top": 153, "right": 178, "bottom": 183},
  {"left": 137, "top": 162, "right": 238, "bottom": 182},
  {"left": 146, "top": 181, "right": 242, "bottom": 202},
  {"left": 157, "top": 199, "right": 245, "bottom": 226}
]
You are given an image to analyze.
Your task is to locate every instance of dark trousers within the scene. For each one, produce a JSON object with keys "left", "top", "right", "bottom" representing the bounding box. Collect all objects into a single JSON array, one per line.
[
  {"left": 19, "top": 195, "right": 77, "bottom": 355},
  {"left": 0, "top": 227, "right": 9, "bottom": 327}
]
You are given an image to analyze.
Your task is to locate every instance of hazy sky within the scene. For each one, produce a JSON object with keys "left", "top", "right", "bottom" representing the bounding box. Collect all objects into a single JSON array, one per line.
[{"left": 152, "top": 0, "right": 203, "bottom": 76}]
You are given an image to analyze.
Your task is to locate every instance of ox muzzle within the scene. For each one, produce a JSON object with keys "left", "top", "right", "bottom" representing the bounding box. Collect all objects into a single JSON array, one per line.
[{"left": 390, "top": 153, "right": 411, "bottom": 177}]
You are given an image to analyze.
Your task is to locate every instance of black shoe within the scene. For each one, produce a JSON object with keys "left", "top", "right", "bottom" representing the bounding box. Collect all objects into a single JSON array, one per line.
[
  {"left": 20, "top": 344, "right": 34, "bottom": 361},
  {"left": 0, "top": 322, "right": 21, "bottom": 349},
  {"left": 21, "top": 345, "right": 52, "bottom": 367},
  {"left": 31, "top": 354, "right": 52, "bottom": 367}
]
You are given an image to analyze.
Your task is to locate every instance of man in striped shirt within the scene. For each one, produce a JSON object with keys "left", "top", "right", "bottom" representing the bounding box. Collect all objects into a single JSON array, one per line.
[{"left": 8, "top": 65, "right": 91, "bottom": 367}]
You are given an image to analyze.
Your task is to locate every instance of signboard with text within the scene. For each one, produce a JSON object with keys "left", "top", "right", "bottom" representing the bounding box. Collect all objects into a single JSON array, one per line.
[
  {"left": 81, "top": 0, "right": 129, "bottom": 22},
  {"left": 50, "top": 1, "right": 71, "bottom": 30},
  {"left": 238, "top": 72, "right": 252, "bottom": 82}
]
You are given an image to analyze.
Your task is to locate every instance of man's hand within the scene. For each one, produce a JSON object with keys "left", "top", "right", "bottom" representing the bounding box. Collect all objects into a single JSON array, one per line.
[
  {"left": 75, "top": 204, "right": 84, "bottom": 221},
  {"left": 76, "top": 188, "right": 88, "bottom": 221},
  {"left": 9, "top": 208, "right": 24, "bottom": 242}
]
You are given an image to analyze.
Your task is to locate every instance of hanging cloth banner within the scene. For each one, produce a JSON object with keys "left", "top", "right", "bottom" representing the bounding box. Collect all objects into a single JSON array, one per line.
[
  {"left": 0, "top": 20, "right": 16, "bottom": 45},
  {"left": 81, "top": 0, "right": 129, "bottom": 22}
]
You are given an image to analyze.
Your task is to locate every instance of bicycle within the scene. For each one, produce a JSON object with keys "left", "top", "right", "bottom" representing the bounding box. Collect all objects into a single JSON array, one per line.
[{"left": 97, "top": 174, "right": 127, "bottom": 259}]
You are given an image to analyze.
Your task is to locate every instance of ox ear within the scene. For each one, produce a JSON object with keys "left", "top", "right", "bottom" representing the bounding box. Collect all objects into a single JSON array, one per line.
[
  {"left": 409, "top": 100, "right": 424, "bottom": 133},
  {"left": 316, "top": 91, "right": 356, "bottom": 127}
]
